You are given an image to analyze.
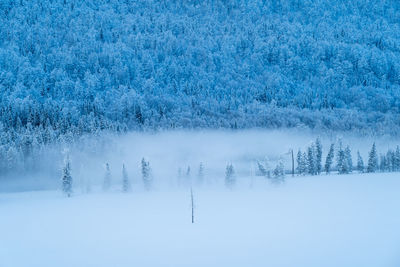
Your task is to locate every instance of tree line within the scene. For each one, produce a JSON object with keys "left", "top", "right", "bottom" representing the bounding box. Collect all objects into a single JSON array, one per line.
[
  {"left": 2, "top": 0, "right": 400, "bottom": 178},
  {"left": 296, "top": 139, "right": 396, "bottom": 176}
]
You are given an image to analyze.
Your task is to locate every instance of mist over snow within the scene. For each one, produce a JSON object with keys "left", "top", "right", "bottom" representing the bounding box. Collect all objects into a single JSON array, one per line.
[
  {"left": 1, "top": 173, "right": 400, "bottom": 267},
  {"left": 1, "top": 129, "right": 399, "bottom": 192}
]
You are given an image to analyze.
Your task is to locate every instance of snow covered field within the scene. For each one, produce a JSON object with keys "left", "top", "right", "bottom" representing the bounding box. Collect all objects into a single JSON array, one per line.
[{"left": 1, "top": 172, "right": 400, "bottom": 267}]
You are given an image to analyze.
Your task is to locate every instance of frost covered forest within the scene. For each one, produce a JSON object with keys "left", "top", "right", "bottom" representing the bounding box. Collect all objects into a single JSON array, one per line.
[{"left": 1, "top": 0, "right": 400, "bottom": 174}]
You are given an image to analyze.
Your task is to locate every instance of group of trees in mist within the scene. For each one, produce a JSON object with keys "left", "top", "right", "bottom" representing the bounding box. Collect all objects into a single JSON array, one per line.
[
  {"left": 60, "top": 138, "right": 400, "bottom": 197},
  {"left": 2, "top": 0, "right": 400, "bottom": 176},
  {"left": 294, "top": 138, "right": 400, "bottom": 176},
  {"left": 62, "top": 156, "right": 153, "bottom": 196}
]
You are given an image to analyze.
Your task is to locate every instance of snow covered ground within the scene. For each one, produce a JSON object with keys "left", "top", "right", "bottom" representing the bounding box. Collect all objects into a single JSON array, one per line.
[{"left": 1, "top": 172, "right": 400, "bottom": 267}]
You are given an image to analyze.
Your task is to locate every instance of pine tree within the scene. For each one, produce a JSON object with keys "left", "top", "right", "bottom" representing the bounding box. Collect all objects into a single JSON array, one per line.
[
  {"left": 315, "top": 138, "right": 322, "bottom": 174},
  {"left": 122, "top": 164, "right": 131, "bottom": 192},
  {"left": 307, "top": 144, "right": 316, "bottom": 175},
  {"left": 225, "top": 163, "right": 235, "bottom": 189},
  {"left": 296, "top": 150, "right": 304, "bottom": 175},
  {"left": 395, "top": 146, "right": 400, "bottom": 171},
  {"left": 324, "top": 144, "right": 334, "bottom": 174},
  {"left": 301, "top": 152, "right": 307, "bottom": 174},
  {"left": 337, "top": 141, "right": 348, "bottom": 174},
  {"left": 257, "top": 161, "right": 268, "bottom": 176},
  {"left": 356, "top": 151, "right": 364, "bottom": 173},
  {"left": 141, "top": 158, "right": 152, "bottom": 190},
  {"left": 62, "top": 156, "right": 73, "bottom": 197},
  {"left": 273, "top": 159, "right": 285, "bottom": 182},
  {"left": 367, "top": 143, "right": 378, "bottom": 173},
  {"left": 386, "top": 150, "right": 395, "bottom": 172},
  {"left": 379, "top": 155, "right": 386, "bottom": 172},
  {"left": 103, "top": 162, "right": 111, "bottom": 191},
  {"left": 345, "top": 146, "right": 352, "bottom": 173}
]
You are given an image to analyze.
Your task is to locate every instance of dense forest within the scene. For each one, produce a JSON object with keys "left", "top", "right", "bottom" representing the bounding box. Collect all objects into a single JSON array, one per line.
[{"left": 1, "top": 0, "right": 400, "bottom": 172}]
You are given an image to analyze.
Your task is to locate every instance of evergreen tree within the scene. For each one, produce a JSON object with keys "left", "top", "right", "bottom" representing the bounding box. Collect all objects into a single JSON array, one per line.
[
  {"left": 122, "top": 164, "right": 131, "bottom": 192},
  {"left": 296, "top": 150, "right": 304, "bottom": 175},
  {"left": 386, "top": 150, "right": 395, "bottom": 172},
  {"left": 315, "top": 138, "right": 322, "bottom": 174},
  {"left": 345, "top": 146, "right": 352, "bottom": 173},
  {"left": 62, "top": 155, "right": 73, "bottom": 197},
  {"left": 395, "top": 146, "right": 400, "bottom": 171},
  {"left": 141, "top": 158, "right": 152, "bottom": 190},
  {"left": 302, "top": 152, "right": 307, "bottom": 175},
  {"left": 257, "top": 161, "right": 268, "bottom": 176},
  {"left": 356, "top": 151, "right": 364, "bottom": 173},
  {"left": 103, "top": 162, "right": 111, "bottom": 191},
  {"left": 307, "top": 143, "right": 316, "bottom": 175},
  {"left": 273, "top": 159, "right": 285, "bottom": 182},
  {"left": 225, "top": 163, "right": 235, "bottom": 189},
  {"left": 379, "top": 155, "right": 386, "bottom": 172},
  {"left": 336, "top": 141, "right": 348, "bottom": 174},
  {"left": 324, "top": 144, "right": 334, "bottom": 174},
  {"left": 367, "top": 143, "right": 378, "bottom": 173}
]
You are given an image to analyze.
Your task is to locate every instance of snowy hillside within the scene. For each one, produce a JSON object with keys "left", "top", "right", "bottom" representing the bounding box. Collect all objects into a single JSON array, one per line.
[{"left": 1, "top": 0, "right": 400, "bottom": 172}]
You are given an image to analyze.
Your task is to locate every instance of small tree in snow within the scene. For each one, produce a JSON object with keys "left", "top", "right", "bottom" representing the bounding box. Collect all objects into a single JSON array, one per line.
[
  {"left": 273, "top": 159, "right": 285, "bottom": 182},
  {"left": 356, "top": 151, "right": 364, "bottom": 173},
  {"left": 141, "top": 158, "right": 152, "bottom": 190},
  {"left": 367, "top": 143, "right": 378, "bottom": 173},
  {"left": 122, "top": 164, "right": 131, "bottom": 192},
  {"left": 345, "top": 146, "right": 352, "bottom": 173},
  {"left": 103, "top": 163, "right": 111, "bottom": 191},
  {"left": 324, "top": 144, "right": 334, "bottom": 174},
  {"left": 296, "top": 149, "right": 307, "bottom": 175},
  {"left": 225, "top": 163, "right": 235, "bottom": 189},
  {"left": 306, "top": 144, "right": 316, "bottom": 175},
  {"left": 395, "top": 146, "right": 400, "bottom": 171},
  {"left": 62, "top": 155, "right": 73, "bottom": 197},
  {"left": 315, "top": 138, "right": 322, "bottom": 174},
  {"left": 257, "top": 161, "right": 268, "bottom": 176},
  {"left": 336, "top": 141, "right": 348, "bottom": 174}
]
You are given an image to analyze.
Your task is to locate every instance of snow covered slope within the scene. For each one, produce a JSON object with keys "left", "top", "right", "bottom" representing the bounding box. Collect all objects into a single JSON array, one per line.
[{"left": 1, "top": 173, "right": 400, "bottom": 267}]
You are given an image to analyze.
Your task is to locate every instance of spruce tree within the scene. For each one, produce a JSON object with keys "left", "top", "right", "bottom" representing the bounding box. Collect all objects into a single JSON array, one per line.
[
  {"left": 380, "top": 155, "right": 386, "bottom": 172},
  {"left": 367, "top": 143, "right": 378, "bottom": 173},
  {"left": 395, "top": 146, "right": 400, "bottom": 171},
  {"left": 386, "top": 150, "right": 394, "bottom": 172},
  {"left": 302, "top": 152, "right": 307, "bottom": 175},
  {"left": 315, "top": 138, "right": 322, "bottom": 174},
  {"left": 337, "top": 141, "right": 348, "bottom": 174},
  {"left": 62, "top": 156, "right": 73, "bottom": 197},
  {"left": 103, "top": 163, "right": 111, "bottom": 191},
  {"left": 324, "top": 144, "right": 334, "bottom": 174},
  {"left": 273, "top": 159, "right": 285, "bottom": 182},
  {"left": 356, "top": 151, "right": 364, "bottom": 173},
  {"left": 225, "top": 163, "right": 235, "bottom": 189},
  {"left": 296, "top": 150, "right": 303, "bottom": 175},
  {"left": 141, "top": 158, "right": 152, "bottom": 190},
  {"left": 345, "top": 146, "right": 352, "bottom": 173},
  {"left": 307, "top": 144, "right": 316, "bottom": 175},
  {"left": 122, "top": 164, "right": 131, "bottom": 192},
  {"left": 257, "top": 161, "right": 268, "bottom": 176}
]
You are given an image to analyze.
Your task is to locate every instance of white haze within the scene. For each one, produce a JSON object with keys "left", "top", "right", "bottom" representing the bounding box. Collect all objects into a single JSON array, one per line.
[
  {"left": 1, "top": 130, "right": 400, "bottom": 266},
  {"left": 1, "top": 129, "right": 399, "bottom": 192}
]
